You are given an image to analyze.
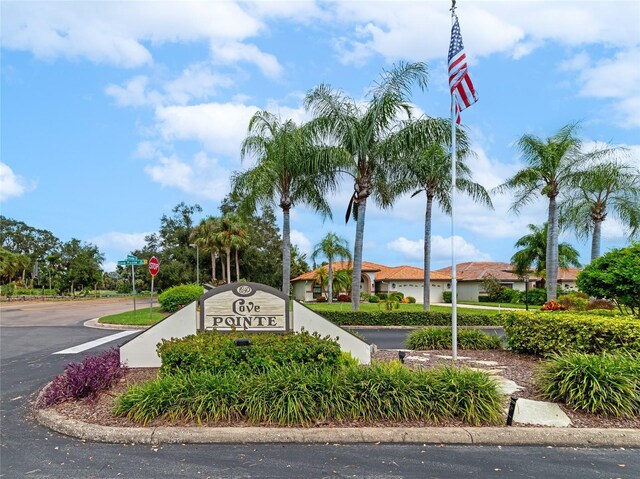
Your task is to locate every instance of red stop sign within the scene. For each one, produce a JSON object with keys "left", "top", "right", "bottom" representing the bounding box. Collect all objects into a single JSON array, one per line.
[{"left": 149, "top": 256, "right": 159, "bottom": 276}]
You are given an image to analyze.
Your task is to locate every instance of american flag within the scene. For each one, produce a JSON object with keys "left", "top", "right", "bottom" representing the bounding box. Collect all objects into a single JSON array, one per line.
[{"left": 448, "top": 15, "right": 478, "bottom": 124}]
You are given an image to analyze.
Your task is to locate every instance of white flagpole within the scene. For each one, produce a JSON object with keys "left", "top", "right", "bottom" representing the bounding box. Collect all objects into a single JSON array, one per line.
[{"left": 450, "top": 96, "right": 458, "bottom": 362}]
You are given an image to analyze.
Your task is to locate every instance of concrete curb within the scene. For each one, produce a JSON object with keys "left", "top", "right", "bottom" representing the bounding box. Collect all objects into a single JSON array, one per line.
[
  {"left": 84, "top": 318, "right": 148, "bottom": 331},
  {"left": 34, "top": 408, "right": 640, "bottom": 447}
]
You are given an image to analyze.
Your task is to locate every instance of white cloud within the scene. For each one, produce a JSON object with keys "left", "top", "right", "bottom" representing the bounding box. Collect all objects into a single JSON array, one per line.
[
  {"left": 144, "top": 152, "right": 232, "bottom": 201},
  {"left": 90, "top": 232, "right": 151, "bottom": 251},
  {"left": 1, "top": 1, "right": 271, "bottom": 71},
  {"left": 211, "top": 41, "right": 283, "bottom": 79},
  {"left": 290, "top": 229, "right": 312, "bottom": 257},
  {"left": 387, "top": 235, "right": 491, "bottom": 264},
  {"left": 0, "top": 162, "right": 36, "bottom": 201},
  {"left": 164, "top": 64, "right": 233, "bottom": 105},
  {"left": 102, "top": 261, "right": 118, "bottom": 273},
  {"left": 105, "top": 76, "right": 161, "bottom": 107}
]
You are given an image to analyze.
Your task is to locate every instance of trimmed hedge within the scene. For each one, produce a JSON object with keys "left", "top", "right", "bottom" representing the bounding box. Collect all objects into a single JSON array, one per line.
[
  {"left": 318, "top": 310, "right": 502, "bottom": 327},
  {"left": 158, "top": 283, "right": 204, "bottom": 312},
  {"left": 500, "top": 311, "right": 640, "bottom": 356},
  {"left": 157, "top": 331, "right": 342, "bottom": 376}
]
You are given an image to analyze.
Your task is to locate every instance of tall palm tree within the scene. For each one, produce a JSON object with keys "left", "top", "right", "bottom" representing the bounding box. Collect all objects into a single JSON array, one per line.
[
  {"left": 511, "top": 223, "right": 581, "bottom": 280},
  {"left": 305, "top": 61, "right": 429, "bottom": 310},
  {"left": 190, "top": 216, "right": 221, "bottom": 283},
  {"left": 230, "top": 220, "right": 249, "bottom": 282},
  {"left": 384, "top": 118, "right": 492, "bottom": 310},
  {"left": 495, "top": 122, "right": 614, "bottom": 300},
  {"left": 233, "top": 111, "right": 344, "bottom": 295},
  {"left": 561, "top": 160, "right": 640, "bottom": 262},
  {"left": 310, "top": 233, "right": 352, "bottom": 303}
]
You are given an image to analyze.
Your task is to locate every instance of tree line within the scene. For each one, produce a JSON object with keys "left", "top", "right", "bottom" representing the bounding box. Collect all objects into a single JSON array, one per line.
[{"left": 220, "top": 61, "right": 639, "bottom": 311}]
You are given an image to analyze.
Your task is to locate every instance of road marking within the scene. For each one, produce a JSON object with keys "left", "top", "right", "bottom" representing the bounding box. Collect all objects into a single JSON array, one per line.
[{"left": 53, "top": 330, "right": 138, "bottom": 355}]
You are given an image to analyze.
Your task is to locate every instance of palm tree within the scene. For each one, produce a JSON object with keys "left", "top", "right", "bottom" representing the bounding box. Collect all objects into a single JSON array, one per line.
[
  {"left": 215, "top": 214, "right": 246, "bottom": 284},
  {"left": 313, "top": 267, "right": 328, "bottom": 298},
  {"left": 384, "top": 118, "right": 492, "bottom": 310},
  {"left": 511, "top": 223, "right": 581, "bottom": 281},
  {"left": 561, "top": 160, "right": 640, "bottom": 262},
  {"left": 310, "top": 233, "right": 352, "bottom": 303},
  {"left": 305, "top": 61, "right": 429, "bottom": 310},
  {"left": 332, "top": 268, "right": 353, "bottom": 298},
  {"left": 230, "top": 220, "right": 249, "bottom": 282},
  {"left": 233, "top": 111, "right": 343, "bottom": 295},
  {"left": 495, "top": 122, "right": 614, "bottom": 300},
  {"left": 190, "top": 216, "right": 221, "bottom": 283}
]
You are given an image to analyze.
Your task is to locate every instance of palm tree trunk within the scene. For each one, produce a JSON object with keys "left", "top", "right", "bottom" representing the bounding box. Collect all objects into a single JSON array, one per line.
[
  {"left": 591, "top": 219, "right": 602, "bottom": 262},
  {"left": 225, "top": 247, "right": 231, "bottom": 284},
  {"left": 235, "top": 248, "right": 240, "bottom": 281},
  {"left": 327, "top": 260, "right": 333, "bottom": 304},
  {"left": 211, "top": 251, "right": 217, "bottom": 282},
  {"left": 351, "top": 198, "right": 367, "bottom": 311},
  {"left": 282, "top": 207, "right": 291, "bottom": 295},
  {"left": 546, "top": 196, "right": 559, "bottom": 300},
  {"left": 423, "top": 194, "right": 433, "bottom": 311}
]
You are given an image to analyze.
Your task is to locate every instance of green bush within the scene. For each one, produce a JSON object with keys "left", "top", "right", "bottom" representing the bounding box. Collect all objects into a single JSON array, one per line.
[
  {"left": 497, "top": 288, "right": 520, "bottom": 304},
  {"left": 406, "top": 296, "right": 416, "bottom": 303},
  {"left": 558, "top": 292, "right": 588, "bottom": 311},
  {"left": 478, "top": 296, "right": 490, "bottom": 302},
  {"left": 389, "top": 292, "right": 404, "bottom": 300},
  {"left": 158, "top": 283, "right": 204, "bottom": 312},
  {"left": 157, "top": 330, "right": 343, "bottom": 376},
  {"left": 443, "top": 291, "right": 452, "bottom": 303},
  {"left": 368, "top": 295, "right": 380, "bottom": 303},
  {"left": 406, "top": 328, "right": 502, "bottom": 350},
  {"left": 377, "top": 293, "right": 388, "bottom": 300},
  {"left": 500, "top": 311, "right": 640, "bottom": 356},
  {"left": 520, "top": 288, "right": 546, "bottom": 305},
  {"left": 536, "top": 352, "right": 640, "bottom": 417},
  {"left": 318, "top": 310, "right": 502, "bottom": 327},
  {"left": 115, "top": 362, "right": 503, "bottom": 426}
]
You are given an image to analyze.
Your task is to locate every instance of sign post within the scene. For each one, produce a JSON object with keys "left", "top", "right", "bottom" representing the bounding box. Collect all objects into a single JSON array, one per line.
[
  {"left": 148, "top": 256, "right": 159, "bottom": 319},
  {"left": 118, "top": 255, "right": 146, "bottom": 317}
]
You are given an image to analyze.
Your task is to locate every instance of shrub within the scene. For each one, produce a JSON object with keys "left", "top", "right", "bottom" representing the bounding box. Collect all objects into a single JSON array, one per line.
[
  {"left": 115, "top": 362, "right": 503, "bottom": 426},
  {"left": 500, "top": 311, "right": 640, "bottom": 356},
  {"left": 406, "top": 296, "right": 416, "bottom": 304},
  {"left": 536, "top": 352, "right": 640, "bottom": 417},
  {"left": 520, "top": 288, "right": 546, "bottom": 305},
  {"left": 390, "top": 292, "right": 404, "bottom": 300},
  {"left": 37, "top": 349, "right": 126, "bottom": 408},
  {"left": 541, "top": 300, "right": 567, "bottom": 311},
  {"left": 158, "top": 283, "right": 204, "bottom": 312},
  {"left": 478, "top": 296, "right": 490, "bottom": 302},
  {"left": 318, "top": 310, "right": 502, "bottom": 327},
  {"left": 442, "top": 291, "right": 452, "bottom": 303},
  {"left": 586, "top": 298, "right": 615, "bottom": 311},
  {"left": 337, "top": 294, "right": 350, "bottom": 302},
  {"left": 497, "top": 288, "right": 520, "bottom": 304},
  {"left": 406, "top": 328, "right": 502, "bottom": 350},
  {"left": 368, "top": 294, "right": 380, "bottom": 303},
  {"left": 377, "top": 293, "right": 388, "bottom": 300},
  {"left": 558, "top": 292, "right": 588, "bottom": 311},
  {"left": 157, "top": 330, "right": 343, "bottom": 376},
  {"left": 315, "top": 296, "right": 327, "bottom": 302}
]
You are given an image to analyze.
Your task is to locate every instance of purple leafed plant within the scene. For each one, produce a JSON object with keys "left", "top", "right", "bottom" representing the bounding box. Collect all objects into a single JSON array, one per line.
[{"left": 37, "top": 348, "right": 127, "bottom": 408}]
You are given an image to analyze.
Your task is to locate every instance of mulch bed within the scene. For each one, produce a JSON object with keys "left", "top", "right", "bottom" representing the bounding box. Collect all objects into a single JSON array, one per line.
[{"left": 48, "top": 349, "right": 640, "bottom": 430}]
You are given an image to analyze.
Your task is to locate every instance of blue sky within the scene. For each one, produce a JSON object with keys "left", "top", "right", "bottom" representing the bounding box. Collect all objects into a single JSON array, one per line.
[{"left": 2, "top": 0, "right": 639, "bottom": 272}]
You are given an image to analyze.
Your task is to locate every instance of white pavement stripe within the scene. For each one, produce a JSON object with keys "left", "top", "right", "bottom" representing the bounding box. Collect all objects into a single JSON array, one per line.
[{"left": 53, "top": 330, "right": 138, "bottom": 355}]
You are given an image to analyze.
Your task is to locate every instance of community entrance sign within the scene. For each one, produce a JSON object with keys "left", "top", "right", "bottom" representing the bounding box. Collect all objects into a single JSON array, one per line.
[{"left": 199, "top": 283, "right": 289, "bottom": 332}]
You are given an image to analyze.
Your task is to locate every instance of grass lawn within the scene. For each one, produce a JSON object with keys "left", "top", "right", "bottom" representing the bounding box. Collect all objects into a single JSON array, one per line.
[
  {"left": 305, "top": 302, "right": 501, "bottom": 316},
  {"left": 458, "top": 301, "right": 541, "bottom": 310},
  {"left": 98, "top": 306, "right": 169, "bottom": 326}
]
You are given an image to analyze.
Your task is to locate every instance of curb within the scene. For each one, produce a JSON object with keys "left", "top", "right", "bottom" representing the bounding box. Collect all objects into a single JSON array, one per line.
[
  {"left": 34, "top": 408, "right": 640, "bottom": 447},
  {"left": 84, "top": 318, "right": 148, "bottom": 331}
]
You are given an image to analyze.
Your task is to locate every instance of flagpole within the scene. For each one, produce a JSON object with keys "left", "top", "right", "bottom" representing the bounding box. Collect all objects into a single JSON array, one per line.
[{"left": 450, "top": 2, "right": 458, "bottom": 362}]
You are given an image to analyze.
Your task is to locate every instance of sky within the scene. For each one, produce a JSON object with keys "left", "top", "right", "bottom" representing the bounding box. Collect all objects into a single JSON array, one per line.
[{"left": 1, "top": 0, "right": 639, "bottom": 273}]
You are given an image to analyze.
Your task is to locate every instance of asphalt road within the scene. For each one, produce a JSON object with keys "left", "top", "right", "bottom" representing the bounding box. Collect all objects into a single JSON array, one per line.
[{"left": 1, "top": 299, "right": 639, "bottom": 479}]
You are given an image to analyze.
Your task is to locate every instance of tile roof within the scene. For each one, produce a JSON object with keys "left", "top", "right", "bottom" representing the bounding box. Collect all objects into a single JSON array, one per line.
[
  {"left": 433, "top": 262, "right": 581, "bottom": 282},
  {"left": 291, "top": 262, "right": 451, "bottom": 282}
]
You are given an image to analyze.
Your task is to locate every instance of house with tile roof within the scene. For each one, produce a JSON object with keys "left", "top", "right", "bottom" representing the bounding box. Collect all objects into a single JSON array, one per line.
[
  {"left": 432, "top": 262, "right": 581, "bottom": 302},
  {"left": 291, "top": 261, "right": 451, "bottom": 303},
  {"left": 292, "top": 261, "right": 582, "bottom": 303}
]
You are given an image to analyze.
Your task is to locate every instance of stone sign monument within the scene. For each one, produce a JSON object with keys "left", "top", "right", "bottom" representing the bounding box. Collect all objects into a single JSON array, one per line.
[{"left": 199, "top": 282, "right": 289, "bottom": 332}]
